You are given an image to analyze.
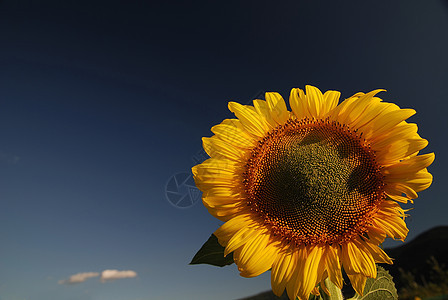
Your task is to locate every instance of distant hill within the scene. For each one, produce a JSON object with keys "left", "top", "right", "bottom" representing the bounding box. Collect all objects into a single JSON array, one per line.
[
  {"left": 384, "top": 225, "right": 448, "bottom": 290},
  {"left": 239, "top": 290, "right": 288, "bottom": 300},
  {"left": 238, "top": 226, "right": 448, "bottom": 300}
]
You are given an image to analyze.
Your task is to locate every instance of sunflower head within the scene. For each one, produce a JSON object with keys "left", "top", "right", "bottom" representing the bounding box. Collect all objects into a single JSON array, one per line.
[{"left": 192, "top": 86, "right": 434, "bottom": 300}]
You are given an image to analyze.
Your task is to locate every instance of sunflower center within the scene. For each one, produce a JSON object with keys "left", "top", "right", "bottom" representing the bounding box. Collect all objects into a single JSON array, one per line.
[{"left": 243, "top": 118, "right": 384, "bottom": 245}]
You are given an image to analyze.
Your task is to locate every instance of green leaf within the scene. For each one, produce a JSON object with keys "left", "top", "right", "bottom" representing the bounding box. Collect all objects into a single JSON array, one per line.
[
  {"left": 349, "top": 266, "right": 398, "bottom": 300},
  {"left": 321, "top": 278, "right": 343, "bottom": 300},
  {"left": 189, "top": 234, "right": 234, "bottom": 267}
]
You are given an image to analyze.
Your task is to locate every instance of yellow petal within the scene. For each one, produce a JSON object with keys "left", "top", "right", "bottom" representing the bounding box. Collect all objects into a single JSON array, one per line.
[
  {"left": 325, "top": 246, "right": 343, "bottom": 289},
  {"left": 385, "top": 193, "right": 413, "bottom": 204},
  {"left": 286, "top": 248, "right": 305, "bottom": 300},
  {"left": 329, "top": 92, "right": 364, "bottom": 121},
  {"left": 362, "top": 108, "right": 416, "bottom": 140},
  {"left": 397, "top": 169, "right": 432, "bottom": 192},
  {"left": 385, "top": 168, "right": 434, "bottom": 193},
  {"left": 225, "top": 226, "right": 258, "bottom": 256},
  {"left": 360, "top": 240, "right": 393, "bottom": 265},
  {"left": 228, "top": 102, "right": 269, "bottom": 137},
  {"left": 347, "top": 273, "right": 367, "bottom": 296},
  {"left": 315, "top": 251, "right": 328, "bottom": 289},
  {"left": 202, "top": 194, "right": 241, "bottom": 207},
  {"left": 195, "top": 178, "right": 239, "bottom": 192},
  {"left": 385, "top": 183, "right": 418, "bottom": 201},
  {"left": 296, "top": 245, "right": 325, "bottom": 299},
  {"left": 206, "top": 206, "right": 245, "bottom": 222},
  {"left": 290, "top": 88, "right": 309, "bottom": 120},
  {"left": 193, "top": 158, "right": 243, "bottom": 175},
  {"left": 271, "top": 246, "right": 296, "bottom": 297},
  {"left": 372, "top": 214, "right": 408, "bottom": 241},
  {"left": 193, "top": 158, "right": 242, "bottom": 190},
  {"left": 375, "top": 138, "right": 428, "bottom": 164},
  {"left": 311, "top": 286, "right": 320, "bottom": 296},
  {"left": 252, "top": 99, "right": 277, "bottom": 128},
  {"left": 214, "top": 214, "right": 257, "bottom": 245},
  {"left": 211, "top": 119, "right": 257, "bottom": 149},
  {"left": 366, "top": 226, "right": 387, "bottom": 244},
  {"left": 322, "top": 90, "right": 341, "bottom": 117},
  {"left": 202, "top": 136, "right": 247, "bottom": 161},
  {"left": 404, "top": 170, "right": 433, "bottom": 192},
  {"left": 379, "top": 200, "right": 406, "bottom": 216},
  {"left": 204, "top": 186, "right": 242, "bottom": 198},
  {"left": 383, "top": 153, "right": 435, "bottom": 177},
  {"left": 193, "top": 165, "right": 239, "bottom": 180},
  {"left": 265, "top": 92, "right": 289, "bottom": 124},
  {"left": 337, "top": 90, "right": 384, "bottom": 127},
  {"left": 341, "top": 241, "right": 376, "bottom": 278},
  {"left": 238, "top": 236, "right": 280, "bottom": 277},
  {"left": 370, "top": 122, "right": 418, "bottom": 150},
  {"left": 305, "top": 85, "right": 324, "bottom": 118},
  {"left": 352, "top": 101, "right": 400, "bottom": 133},
  {"left": 237, "top": 230, "right": 268, "bottom": 265}
]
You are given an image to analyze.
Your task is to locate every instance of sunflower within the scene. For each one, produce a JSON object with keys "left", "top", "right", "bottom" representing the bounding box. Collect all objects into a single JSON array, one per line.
[{"left": 192, "top": 86, "right": 434, "bottom": 300}]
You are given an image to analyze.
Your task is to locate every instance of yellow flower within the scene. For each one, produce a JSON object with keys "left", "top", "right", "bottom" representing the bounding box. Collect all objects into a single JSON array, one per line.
[{"left": 192, "top": 86, "right": 434, "bottom": 300}]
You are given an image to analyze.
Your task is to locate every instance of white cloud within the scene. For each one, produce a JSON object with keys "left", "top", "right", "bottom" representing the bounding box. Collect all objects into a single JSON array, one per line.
[
  {"left": 59, "top": 269, "right": 138, "bottom": 285},
  {"left": 100, "top": 269, "right": 138, "bottom": 282},
  {"left": 58, "top": 272, "right": 99, "bottom": 285}
]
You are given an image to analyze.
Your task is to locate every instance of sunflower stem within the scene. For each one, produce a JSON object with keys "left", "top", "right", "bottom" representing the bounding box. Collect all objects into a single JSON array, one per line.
[{"left": 324, "top": 278, "right": 344, "bottom": 300}]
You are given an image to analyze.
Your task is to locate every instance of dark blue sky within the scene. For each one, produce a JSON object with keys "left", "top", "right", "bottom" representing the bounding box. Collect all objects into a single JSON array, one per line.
[{"left": 0, "top": 1, "right": 447, "bottom": 299}]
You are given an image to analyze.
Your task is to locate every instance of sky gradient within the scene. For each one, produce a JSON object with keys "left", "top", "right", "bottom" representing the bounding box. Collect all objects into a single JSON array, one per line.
[{"left": 0, "top": 1, "right": 447, "bottom": 299}]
